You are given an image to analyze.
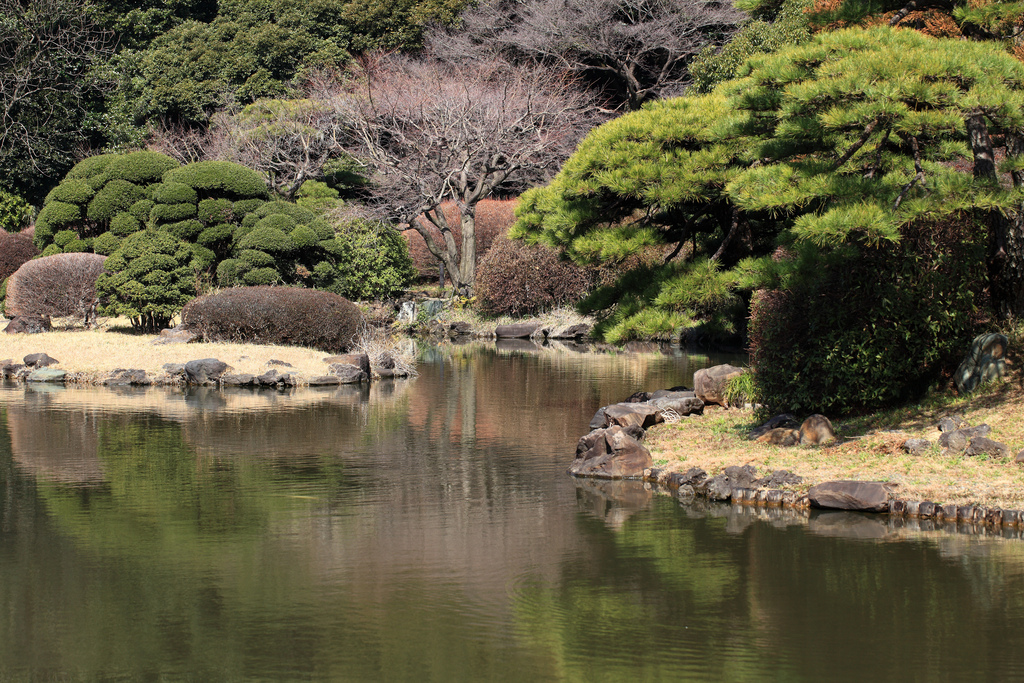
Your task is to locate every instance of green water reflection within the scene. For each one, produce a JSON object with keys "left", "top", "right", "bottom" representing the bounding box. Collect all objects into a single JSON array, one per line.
[{"left": 1, "top": 343, "right": 1023, "bottom": 681}]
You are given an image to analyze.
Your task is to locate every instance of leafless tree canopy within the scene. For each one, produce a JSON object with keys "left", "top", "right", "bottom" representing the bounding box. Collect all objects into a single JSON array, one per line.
[
  {"left": 5, "top": 253, "right": 108, "bottom": 323},
  {"left": 0, "top": 0, "right": 113, "bottom": 173},
  {"left": 331, "top": 55, "right": 599, "bottom": 292},
  {"left": 427, "top": 0, "right": 745, "bottom": 110}
]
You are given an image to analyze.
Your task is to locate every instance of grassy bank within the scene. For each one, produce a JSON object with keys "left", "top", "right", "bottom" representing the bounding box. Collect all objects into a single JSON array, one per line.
[{"left": 647, "top": 376, "right": 1024, "bottom": 509}]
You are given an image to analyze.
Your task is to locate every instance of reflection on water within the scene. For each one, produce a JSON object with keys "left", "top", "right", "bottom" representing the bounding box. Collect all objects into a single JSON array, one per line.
[{"left": 2, "top": 343, "right": 1024, "bottom": 681}]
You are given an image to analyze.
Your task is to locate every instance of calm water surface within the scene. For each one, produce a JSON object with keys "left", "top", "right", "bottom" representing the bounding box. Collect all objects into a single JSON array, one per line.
[{"left": 2, "top": 342, "right": 1024, "bottom": 682}]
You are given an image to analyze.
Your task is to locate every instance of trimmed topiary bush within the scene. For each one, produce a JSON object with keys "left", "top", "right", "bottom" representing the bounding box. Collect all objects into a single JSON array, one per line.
[
  {"left": 150, "top": 202, "right": 198, "bottom": 223},
  {"left": 163, "top": 161, "right": 270, "bottom": 200},
  {"left": 103, "top": 151, "right": 179, "bottom": 184},
  {"left": 87, "top": 179, "right": 145, "bottom": 223},
  {"left": 34, "top": 201, "right": 82, "bottom": 247},
  {"left": 180, "top": 286, "right": 364, "bottom": 353},
  {"left": 110, "top": 213, "right": 143, "bottom": 236},
  {"left": 0, "top": 231, "right": 39, "bottom": 283},
  {"left": 198, "top": 198, "right": 234, "bottom": 224},
  {"left": 66, "top": 154, "right": 117, "bottom": 180},
  {"left": 242, "top": 267, "right": 281, "bottom": 285},
  {"left": 237, "top": 226, "right": 295, "bottom": 253},
  {"left": 151, "top": 181, "right": 198, "bottom": 205},
  {"left": 45, "top": 179, "right": 94, "bottom": 205},
  {"left": 476, "top": 235, "right": 593, "bottom": 317},
  {"left": 129, "top": 199, "right": 155, "bottom": 222},
  {"left": 95, "top": 229, "right": 197, "bottom": 331},
  {"left": 5, "top": 253, "right": 108, "bottom": 321},
  {"left": 333, "top": 220, "right": 415, "bottom": 300},
  {"left": 93, "top": 232, "right": 122, "bottom": 256},
  {"left": 232, "top": 198, "right": 264, "bottom": 218},
  {"left": 165, "top": 219, "right": 204, "bottom": 241}
]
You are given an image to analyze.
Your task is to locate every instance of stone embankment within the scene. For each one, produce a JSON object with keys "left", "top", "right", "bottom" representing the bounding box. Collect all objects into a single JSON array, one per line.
[{"left": 570, "top": 363, "right": 1024, "bottom": 534}]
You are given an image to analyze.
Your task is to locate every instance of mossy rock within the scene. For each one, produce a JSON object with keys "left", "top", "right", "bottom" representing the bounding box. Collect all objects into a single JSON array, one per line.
[
  {"left": 110, "top": 213, "right": 143, "bottom": 237},
  {"left": 163, "top": 161, "right": 270, "bottom": 200},
  {"left": 151, "top": 181, "right": 198, "bottom": 205},
  {"left": 242, "top": 267, "right": 281, "bottom": 286},
  {"left": 46, "top": 179, "right": 95, "bottom": 206},
  {"left": 198, "top": 198, "right": 233, "bottom": 225},
  {"left": 54, "top": 230, "right": 78, "bottom": 248},
  {"left": 150, "top": 202, "right": 198, "bottom": 223},
  {"left": 105, "top": 151, "right": 179, "bottom": 184},
  {"left": 165, "top": 219, "right": 204, "bottom": 241},
  {"left": 129, "top": 199, "right": 155, "bottom": 222},
  {"left": 93, "top": 232, "right": 122, "bottom": 255},
  {"left": 66, "top": 154, "right": 117, "bottom": 180},
  {"left": 238, "top": 248, "right": 276, "bottom": 268},
  {"left": 87, "top": 180, "right": 145, "bottom": 223}
]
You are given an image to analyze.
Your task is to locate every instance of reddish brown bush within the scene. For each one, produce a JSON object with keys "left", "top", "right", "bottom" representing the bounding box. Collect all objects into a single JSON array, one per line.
[
  {"left": 6, "top": 253, "right": 107, "bottom": 320},
  {"left": 180, "top": 286, "right": 364, "bottom": 353},
  {"left": 0, "top": 231, "right": 39, "bottom": 283},
  {"left": 475, "top": 235, "right": 593, "bottom": 316},
  {"left": 404, "top": 199, "right": 517, "bottom": 281}
]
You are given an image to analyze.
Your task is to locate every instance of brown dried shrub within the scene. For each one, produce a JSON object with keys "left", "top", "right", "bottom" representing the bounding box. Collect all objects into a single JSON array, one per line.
[
  {"left": 180, "top": 286, "right": 364, "bottom": 353},
  {"left": 0, "top": 231, "right": 39, "bottom": 283},
  {"left": 475, "top": 235, "right": 593, "bottom": 317},
  {"left": 6, "top": 253, "right": 107, "bottom": 320},
  {"left": 404, "top": 199, "right": 516, "bottom": 281}
]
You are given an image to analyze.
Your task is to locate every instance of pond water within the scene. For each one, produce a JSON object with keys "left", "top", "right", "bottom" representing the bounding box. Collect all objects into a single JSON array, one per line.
[{"left": 2, "top": 342, "right": 1024, "bottom": 681}]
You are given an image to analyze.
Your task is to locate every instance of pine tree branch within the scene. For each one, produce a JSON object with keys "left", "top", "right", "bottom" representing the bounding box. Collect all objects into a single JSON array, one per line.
[
  {"left": 834, "top": 118, "right": 880, "bottom": 171},
  {"left": 889, "top": 1, "right": 918, "bottom": 26},
  {"left": 711, "top": 206, "right": 742, "bottom": 261},
  {"left": 893, "top": 135, "right": 924, "bottom": 211}
]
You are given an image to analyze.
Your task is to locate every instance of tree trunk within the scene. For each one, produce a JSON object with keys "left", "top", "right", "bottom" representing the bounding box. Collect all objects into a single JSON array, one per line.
[
  {"left": 458, "top": 209, "right": 476, "bottom": 296},
  {"left": 967, "top": 113, "right": 1024, "bottom": 318}
]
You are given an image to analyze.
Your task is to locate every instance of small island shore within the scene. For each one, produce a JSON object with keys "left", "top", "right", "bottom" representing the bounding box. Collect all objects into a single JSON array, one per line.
[{"left": 645, "top": 379, "right": 1024, "bottom": 510}]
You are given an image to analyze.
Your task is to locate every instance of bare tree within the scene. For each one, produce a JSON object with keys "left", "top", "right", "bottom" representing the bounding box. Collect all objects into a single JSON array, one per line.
[
  {"left": 332, "top": 55, "right": 599, "bottom": 294},
  {"left": 426, "top": 0, "right": 745, "bottom": 110},
  {"left": 0, "top": 0, "right": 113, "bottom": 193}
]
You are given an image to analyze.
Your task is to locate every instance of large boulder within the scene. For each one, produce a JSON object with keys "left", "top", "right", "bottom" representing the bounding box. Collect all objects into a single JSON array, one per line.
[
  {"left": 184, "top": 358, "right": 229, "bottom": 385},
  {"left": 807, "top": 481, "right": 893, "bottom": 512},
  {"left": 955, "top": 332, "right": 1008, "bottom": 394},
  {"left": 569, "top": 425, "right": 653, "bottom": 479},
  {"left": 799, "top": 414, "right": 836, "bottom": 445},
  {"left": 24, "top": 353, "right": 59, "bottom": 368},
  {"left": 693, "top": 364, "right": 746, "bottom": 407},
  {"left": 647, "top": 391, "right": 704, "bottom": 416},
  {"left": 589, "top": 403, "right": 664, "bottom": 431},
  {"left": 939, "top": 425, "right": 992, "bottom": 453},
  {"left": 495, "top": 323, "right": 542, "bottom": 339},
  {"left": 4, "top": 315, "right": 51, "bottom": 334}
]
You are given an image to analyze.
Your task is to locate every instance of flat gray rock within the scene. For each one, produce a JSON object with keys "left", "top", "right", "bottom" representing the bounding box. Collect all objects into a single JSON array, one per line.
[
  {"left": 808, "top": 481, "right": 892, "bottom": 512},
  {"left": 494, "top": 323, "right": 541, "bottom": 339},
  {"left": 27, "top": 368, "right": 67, "bottom": 383}
]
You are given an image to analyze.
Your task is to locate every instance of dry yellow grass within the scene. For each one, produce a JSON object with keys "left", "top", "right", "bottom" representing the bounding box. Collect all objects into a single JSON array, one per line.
[
  {"left": 647, "top": 378, "right": 1024, "bottom": 509},
  {"left": 0, "top": 324, "right": 337, "bottom": 380}
]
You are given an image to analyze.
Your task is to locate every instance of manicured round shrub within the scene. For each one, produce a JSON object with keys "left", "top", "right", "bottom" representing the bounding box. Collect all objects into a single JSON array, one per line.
[
  {"left": 332, "top": 220, "right": 415, "bottom": 300},
  {"left": 253, "top": 201, "right": 317, "bottom": 225},
  {"left": 180, "top": 286, "right": 364, "bottom": 353},
  {"left": 54, "top": 229, "right": 77, "bottom": 248},
  {"left": 198, "top": 198, "right": 233, "bottom": 224},
  {"left": 34, "top": 201, "right": 82, "bottom": 245},
  {"left": 151, "top": 181, "right": 198, "bottom": 205},
  {"left": 45, "top": 179, "right": 94, "bottom": 205},
  {"left": 232, "top": 198, "right": 265, "bottom": 218},
  {"left": 66, "top": 154, "right": 117, "bottom": 180},
  {"left": 5, "top": 252, "right": 108, "bottom": 320},
  {"left": 476, "top": 235, "right": 592, "bottom": 316},
  {"left": 63, "top": 238, "right": 89, "bottom": 253},
  {"left": 40, "top": 244, "right": 61, "bottom": 257},
  {"left": 239, "top": 249, "right": 276, "bottom": 267},
  {"left": 241, "top": 213, "right": 260, "bottom": 228},
  {"left": 104, "top": 151, "right": 179, "bottom": 184},
  {"left": 290, "top": 225, "right": 318, "bottom": 248},
  {"left": 197, "top": 224, "right": 233, "bottom": 247},
  {"left": 93, "top": 232, "right": 122, "bottom": 255},
  {"left": 242, "top": 267, "right": 281, "bottom": 285},
  {"left": 87, "top": 179, "right": 145, "bottom": 223},
  {"left": 237, "top": 226, "right": 294, "bottom": 253},
  {"left": 150, "top": 202, "right": 198, "bottom": 223},
  {"left": 165, "top": 219, "right": 204, "bottom": 241},
  {"left": 96, "top": 229, "right": 196, "bottom": 331},
  {"left": 254, "top": 213, "right": 297, "bottom": 232},
  {"left": 190, "top": 244, "right": 216, "bottom": 269},
  {"left": 162, "top": 161, "right": 270, "bottom": 200},
  {"left": 129, "top": 199, "right": 155, "bottom": 222},
  {"left": 110, "top": 213, "right": 143, "bottom": 236},
  {"left": 0, "top": 231, "right": 39, "bottom": 283},
  {"left": 216, "top": 259, "right": 246, "bottom": 284}
]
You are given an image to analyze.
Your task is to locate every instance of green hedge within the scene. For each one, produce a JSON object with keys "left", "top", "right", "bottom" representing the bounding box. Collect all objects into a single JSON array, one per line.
[
  {"left": 162, "top": 161, "right": 270, "bottom": 200},
  {"left": 87, "top": 180, "right": 145, "bottom": 223},
  {"left": 198, "top": 198, "right": 233, "bottom": 224},
  {"left": 45, "top": 179, "right": 94, "bottom": 205},
  {"left": 110, "top": 213, "right": 142, "bottom": 236},
  {"left": 66, "top": 154, "right": 117, "bottom": 180},
  {"left": 151, "top": 181, "right": 198, "bottom": 205},
  {"left": 150, "top": 202, "right": 198, "bottom": 223},
  {"left": 237, "top": 226, "right": 295, "bottom": 253},
  {"left": 104, "top": 151, "right": 179, "bottom": 184}
]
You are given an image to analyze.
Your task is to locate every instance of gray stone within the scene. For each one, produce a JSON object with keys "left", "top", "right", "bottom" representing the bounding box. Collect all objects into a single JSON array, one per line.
[
  {"left": 548, "top": 323, "right": 591, "bottom": 340},
  {"left": 941, "top": 504, "right": 959, "bottom": 520},
  {"left": 308, "top": 375, "right": 342, "bottom": 386},
  {"left": 324, "top": 353, "right": 371, "bottom": 377},
  {"left": 257, "top": 369, "right": 282, "bottom": 386},
  {"left": 937, "top": 415, "right": 968, "bottom": 433},
  {"left": 1, "top": 361, "right": 25, "bottom": 379},
  {"left": 4, "top": 315, "right": 51, "bottom": 334},
  {"left": 26, "top": 368, "right": 67, "bottom": 383},
  {"left": 599, "top": 403, "right": 664, "bottom": 430},
  {"left": 101, "top": 369, "right": 148, "bottom": 386},
  {"left": 184, "top": 358, "right": 230, "bottom": 385},
  {"left": 1002, "top": 509, "right": 1020, "bottom": 526},
  {"left": 1016, "top": 450, "right": 1024, "bottom": 464},
  {"left": 700, "top": 474, "right": 733, "bottom": 501},
  {"left": 153, "top": 327, "right": 196, "bottom": 344},
  {"left": 568, "top": 425, "right": 653, "bottom": 479},
  {"left": 693, "top": 364, "right": 746, "bottom": 407},
  {"left": 919, "top": 502, "right": 938, "bottom": 518},
  {"left": 723, "top": 464, "right": 759, "bottom": 489},
  {"left": 807, "top": 481, "right": 892, "bottom": 512},
  {"left": 902, "top": 438, "right": 931, "bottom": 456},
  {"left": 939, "top": 425, "right": 992, "bottom": 453},
  {"left": 398, "top": 300, "right": 417, "bottom": 323},
  {"left": 162, "top": 363, "right": 186, "bottom": 378},
  {"left": 266, "top": 359, "right": 292, "bottom": 367},
  {"left": 648, "top": 393, "right": 704, "bottom": 416},
  {"left": 24, "top": 353, "right": 59, "bottom": 368},
  {"left": 221, "top": 373, "right": 255, "bottom": 386},
  {"left": 955, "top": 332, "right": 1008, "bottom": 394},
  {"left": 965, "top": 436, "right": 1011, "bottom": 458},
  {"left": 495, "top": 323, "right": 542, "bottom": 339},
  {"left": 758, "top": 470, "right": 803, "bottom": 488},
  {"left": 329, "top": 364, "right": 367, "bottom": 383}
]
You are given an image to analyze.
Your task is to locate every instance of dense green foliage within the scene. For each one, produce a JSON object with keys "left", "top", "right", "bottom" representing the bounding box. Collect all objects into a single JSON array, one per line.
[
  {"left": 95, "top": 229, "right": 196, "bottom": 331},
  {"left": 331, "top": 220, "right": 416, "bottom": 300},
  {"left": 516, "top": 26, "right": 1024, "bottom": 411},
  {"left": 0, "top": 189, "right": 34, "bottom": 233}
]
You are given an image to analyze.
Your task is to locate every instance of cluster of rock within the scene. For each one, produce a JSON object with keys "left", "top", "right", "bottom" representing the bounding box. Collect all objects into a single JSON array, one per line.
[
  {"left": 902, "top": 414, "right": 1019, "bottom": 460},
  {"left": 3, "top": 314, "right": 52, "bottom": 335},
  {"left": 0, "top": 351, "right": 401, "bottom": 388}
]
